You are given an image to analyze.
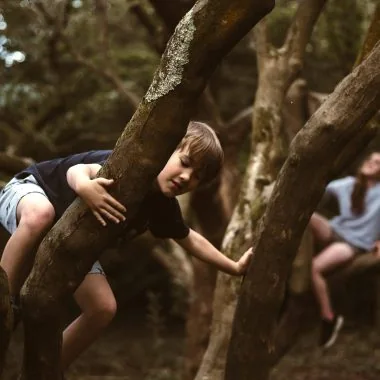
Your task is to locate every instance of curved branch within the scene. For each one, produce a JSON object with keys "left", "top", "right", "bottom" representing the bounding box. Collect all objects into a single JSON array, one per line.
[
  {"left": 354, "top": 3, "right": 380, "bottom": 67},
  {"left": 130, "top": 4, "right": 167, "bottom": 54},
  {"left": 148, "top": 0, "right": 195, "bottom": 32},
  {"left": 284, "top": 0, "right": 327, "bottom": 68},
  {"left": 331, "top": 252, "right": 380, "bottom": 284},
  {"left": 33, "top": 0, "right": 72, "bottom": 71},
  {"left": 252, "top": 21, "right": 271, "bottom": 72}
]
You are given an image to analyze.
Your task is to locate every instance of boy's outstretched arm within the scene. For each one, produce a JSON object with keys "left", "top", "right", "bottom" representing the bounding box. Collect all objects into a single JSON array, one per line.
[
  {"left": 175, "top": 229, "right": 252, "bottom": 276},
  {"left": 67, "top": 163, "right": 126, "bottom": 226}
]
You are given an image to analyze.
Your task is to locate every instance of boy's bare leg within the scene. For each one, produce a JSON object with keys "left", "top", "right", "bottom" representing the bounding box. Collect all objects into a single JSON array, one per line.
[
  {"left": 61, "top": 273, "right": 117, "bottom": 369},
  {"left": 312, "top": 242, "right": 355, "bottom": 321},
  {"left": 0, "top": 193, "right": 55, "bottom": 295}
]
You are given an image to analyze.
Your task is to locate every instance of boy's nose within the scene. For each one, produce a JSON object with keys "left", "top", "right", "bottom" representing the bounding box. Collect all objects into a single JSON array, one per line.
[{"left": 180, "top": 169, "right": 192, "bottom": 182}]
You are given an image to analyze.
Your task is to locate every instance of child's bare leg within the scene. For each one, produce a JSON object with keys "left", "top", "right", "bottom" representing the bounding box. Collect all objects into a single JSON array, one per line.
[
  {"left": 0, "top": 193, "right": 55, "bottom": 294},
  {"left": 61, "top": 273, "right": 117, "bottom": 369},
  {"left": 309, "top": 212, "right": 333, "bottom": 246},
  {"left": 312, "top": 242, "right": 355, "bottom": 321}
]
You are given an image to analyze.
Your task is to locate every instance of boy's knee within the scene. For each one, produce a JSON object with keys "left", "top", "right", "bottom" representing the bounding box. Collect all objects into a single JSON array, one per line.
[
  {"left": 19, "top": 202, "right": 55, "bottom": 233},
  {"left": 87, "top": 298, "right": 117, "bottom": 327},
  {"left": 97, "top": 297, "right": 117, "bottom": 323}
]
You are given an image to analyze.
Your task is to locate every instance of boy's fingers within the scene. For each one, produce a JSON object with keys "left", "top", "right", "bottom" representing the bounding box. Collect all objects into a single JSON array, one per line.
[
  {"left": 93, "top": 211, "right": 107, "bottom": 226},
  {"left": 97, "top": 177, "right": 114, "bottom": 186},
  {"left": 106, "top": 195, "right": 127, "bottom": 212},
  {"left": 92, "top": 180, "right": 126, "bottom": 213},
  {"left": 102, "top": 203, "right": 126, "bottom": 222},
  {"left": 100, "top": 208, "right": 123, "bottom": 224}
]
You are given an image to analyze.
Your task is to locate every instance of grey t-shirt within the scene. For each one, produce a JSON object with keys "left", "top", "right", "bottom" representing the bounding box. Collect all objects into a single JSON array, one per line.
[{"left": 326, "top": 176, "right": 380, "bottom": 251}]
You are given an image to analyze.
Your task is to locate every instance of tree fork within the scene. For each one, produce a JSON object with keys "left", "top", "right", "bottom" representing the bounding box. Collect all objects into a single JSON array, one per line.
[
  {"left": 225, "top": 42, "right": 380, "bottom": 380},
  {"left": 18, "top": 1, "right": 275, "bottom": 379}
]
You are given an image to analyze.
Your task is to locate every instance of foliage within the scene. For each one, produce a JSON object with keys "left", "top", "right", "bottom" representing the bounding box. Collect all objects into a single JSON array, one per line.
[
  {"left": 0, "top": 0, "right": 159, "bottom": 159},
  {"left": 0, "top": 1, "right": 376, "bottom": 161},
  {"left": 265, "top": 0, "right": 370, "bottom": 92},
  {"left": 306, "top": 0, "right": 368, "bottom": 91}
]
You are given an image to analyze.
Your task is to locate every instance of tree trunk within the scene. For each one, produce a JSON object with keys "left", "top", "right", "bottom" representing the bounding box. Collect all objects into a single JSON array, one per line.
[
  {"left": 225, "top": 41, "right": 380, "bottom": 380},
  {"left": 354, "top": 3, "right": 380, "bottom": 67},
  {"left": 0, "top": 266, "right": 12, "bottom": 376},
  {"left": 195, "top": 1, "right": 327, "bottom": 379},
  {"left": 270, "top": 3, "right": 380, "bottom": 365},
  {"left": 15, "top": 1, "right": 275, "bottom": 379},
  {"left": 144, "top": 4, "right": 242, "bottom": 375}
]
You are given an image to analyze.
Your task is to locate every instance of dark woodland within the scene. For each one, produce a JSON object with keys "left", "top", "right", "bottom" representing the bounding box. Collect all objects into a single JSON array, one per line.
[{"left": 0, "top": 1, "right": 380, "bottom": 379}]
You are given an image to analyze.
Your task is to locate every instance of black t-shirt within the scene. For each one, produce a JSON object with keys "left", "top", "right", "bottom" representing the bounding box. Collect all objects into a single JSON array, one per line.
[{"left": 15, "top": 151, "right": 189, "bottom": 240}]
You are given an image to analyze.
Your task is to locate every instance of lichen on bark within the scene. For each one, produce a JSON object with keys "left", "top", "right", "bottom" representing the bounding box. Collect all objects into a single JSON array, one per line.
[{"left": 144, "top": 10, "right": 196, "bottom": 102}]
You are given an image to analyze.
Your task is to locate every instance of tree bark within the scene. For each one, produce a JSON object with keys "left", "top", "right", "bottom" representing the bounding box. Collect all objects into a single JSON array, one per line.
[
  {"left": 195, "top": 2, "right": 327, "bottom": 379},
  {"left": 225, "top": 41, "right": 380, "bottom": 380},
  {"left": 0, "top": 266, "right": 12, "bottom": 376},
  {"left": 148, "top": 2, "right": 264, "bottom": 378},
  {"left": 354, "top": 3, "right": 380, "bottom": 67},
  {"left": 269, "top": 4, "right": 380, "bottom": 365},
  {"left": 16, "top": 1, "right": 275, "bottom": 379}
]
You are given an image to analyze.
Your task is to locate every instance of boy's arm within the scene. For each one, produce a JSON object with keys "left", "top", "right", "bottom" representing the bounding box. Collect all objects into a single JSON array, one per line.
[
  {"left": 175, "top": 229, "right": 252, "bottom": 276},
  {"left": 67, "top": 163, "right": 126, "bottom": 226}
]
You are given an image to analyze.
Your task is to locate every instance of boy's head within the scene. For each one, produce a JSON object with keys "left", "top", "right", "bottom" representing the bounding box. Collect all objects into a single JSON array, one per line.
[{"left": 156, "top": 121, "right": 224, "bottom": 197}]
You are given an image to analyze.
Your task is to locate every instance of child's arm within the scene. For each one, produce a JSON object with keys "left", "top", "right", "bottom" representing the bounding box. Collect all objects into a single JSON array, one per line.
[
  {"left": 67, "top": 163, "right": 126, "bottom": 226},
  {"left": 175, "top": 229, "right": 252, "bottom": 276}
]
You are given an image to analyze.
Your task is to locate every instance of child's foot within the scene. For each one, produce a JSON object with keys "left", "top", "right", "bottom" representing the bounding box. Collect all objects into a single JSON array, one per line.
[
  {"left": 10, "top": 295, "right": 21, "bottom": 330},
  {"left": 319, "top": 315, "right": 344, "bottom": 349}
]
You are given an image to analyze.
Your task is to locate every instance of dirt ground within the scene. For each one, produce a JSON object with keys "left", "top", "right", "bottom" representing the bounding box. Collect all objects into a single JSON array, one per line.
[
  {"left": 4, "top": 304, "right": 186, "bottom": 380},
  {"left": 4, "top": 310, "right": 380, "bottom": 380},
  {"left": 272, "top": 325, "right": 380, "bottom": 380}
]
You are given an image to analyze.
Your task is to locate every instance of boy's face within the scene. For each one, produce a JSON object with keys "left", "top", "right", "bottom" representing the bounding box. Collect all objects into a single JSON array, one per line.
[{"left": 156, "top": 147, "right": 201, "bottom": 197}]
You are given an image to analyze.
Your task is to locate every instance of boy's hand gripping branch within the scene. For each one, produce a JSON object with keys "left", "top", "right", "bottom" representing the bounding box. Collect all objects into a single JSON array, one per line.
[
  {"left": 67, "top": 163, "right": 127, "bottom": 226},
  {"left": 236, "top": 247, "right": 253, "bottom": 275}
]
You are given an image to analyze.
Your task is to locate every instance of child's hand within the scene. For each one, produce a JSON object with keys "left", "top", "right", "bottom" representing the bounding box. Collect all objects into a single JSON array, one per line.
[
  {"left": 77, "top": 177, "right": 126, "bottom": 226},
  {"left": 236, "top": 247, "right": 253, "bottom": 275}
]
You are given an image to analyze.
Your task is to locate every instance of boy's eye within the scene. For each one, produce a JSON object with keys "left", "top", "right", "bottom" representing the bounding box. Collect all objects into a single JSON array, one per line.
[{"left": 180, "top": 158, "right": 190, "bottom": 167}]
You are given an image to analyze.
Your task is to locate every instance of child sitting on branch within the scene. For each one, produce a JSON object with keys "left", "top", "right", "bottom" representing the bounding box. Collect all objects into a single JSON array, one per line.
[{"left": 310, "top": 152, "right": 380, "bottom": 349}]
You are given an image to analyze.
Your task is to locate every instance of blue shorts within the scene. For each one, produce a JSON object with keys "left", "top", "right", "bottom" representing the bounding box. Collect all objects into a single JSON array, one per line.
[{"left": 0, "top": 175, "right": 105, "bottom": 275}]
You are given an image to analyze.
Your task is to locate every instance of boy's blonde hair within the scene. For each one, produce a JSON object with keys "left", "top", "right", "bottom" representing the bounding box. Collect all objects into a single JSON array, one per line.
[{"left": 177, "top": 121, "right": 224, "bottom": 184}]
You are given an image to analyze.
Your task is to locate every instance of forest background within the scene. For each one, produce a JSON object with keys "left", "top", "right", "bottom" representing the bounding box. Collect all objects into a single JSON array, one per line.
[{"left": 0, "top": 0, "right": 380, "bottom": 379}]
